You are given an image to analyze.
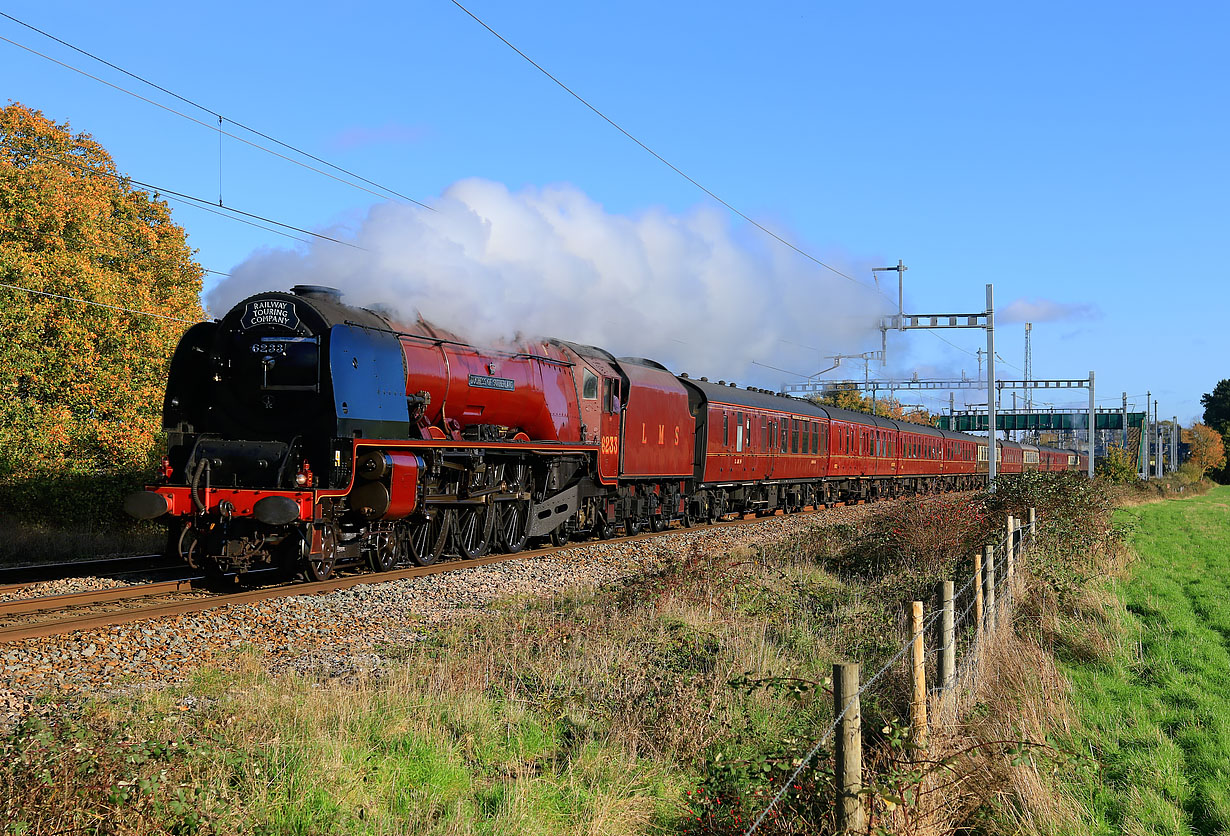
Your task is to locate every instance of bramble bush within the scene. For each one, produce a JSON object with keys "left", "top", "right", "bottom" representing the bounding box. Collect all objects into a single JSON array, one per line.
[
  {"left": 0, "top": 712, "right": 225, "bottom": 835},
  {"left": 826, "top": 492, "right": 993, "bottom": 583}
]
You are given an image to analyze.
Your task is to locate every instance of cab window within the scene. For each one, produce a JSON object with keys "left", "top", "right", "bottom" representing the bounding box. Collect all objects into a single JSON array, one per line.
[
  {"left": 602, "top": 378, "right": 618, "bottom": 413},
  {"left": 582, "top": 369, "right": 598, "bottom": 400}
]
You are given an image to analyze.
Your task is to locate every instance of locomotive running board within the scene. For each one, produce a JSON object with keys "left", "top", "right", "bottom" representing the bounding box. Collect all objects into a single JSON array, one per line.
[{"left": 526, "top": 484, "right": 582, "bottom": 538}]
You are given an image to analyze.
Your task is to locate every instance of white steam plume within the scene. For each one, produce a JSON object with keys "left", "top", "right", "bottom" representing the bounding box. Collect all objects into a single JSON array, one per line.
[{"left": 206, "top": 178, "right": 889, "bottom": 385}]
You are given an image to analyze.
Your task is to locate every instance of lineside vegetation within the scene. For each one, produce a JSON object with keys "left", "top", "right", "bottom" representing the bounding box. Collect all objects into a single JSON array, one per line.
[
  {"left": 1, "top": 473, "right": 1132, "bottom": 835},
  {"left": 0, "top": 102, "right": 204, "bottom": 560}
]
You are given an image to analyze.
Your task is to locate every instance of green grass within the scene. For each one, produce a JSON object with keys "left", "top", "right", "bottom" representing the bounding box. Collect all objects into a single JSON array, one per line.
[{"left": 1055, "top": 485, "right": 1230, "bottom": 835}]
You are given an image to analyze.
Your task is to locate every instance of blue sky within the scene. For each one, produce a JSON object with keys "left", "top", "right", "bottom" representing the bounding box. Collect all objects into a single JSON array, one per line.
[{"left": 3, "top": 1, "right": 1225, "bottom": 423}]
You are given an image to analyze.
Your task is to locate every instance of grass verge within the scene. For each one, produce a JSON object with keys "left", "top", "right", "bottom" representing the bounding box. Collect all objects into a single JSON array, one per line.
[
  {"left": 2, "top": 476, "right": 1111, "bottom": 835},
  {"left": 1041, "top": 485, "right": 1230, "bottom": 835}
]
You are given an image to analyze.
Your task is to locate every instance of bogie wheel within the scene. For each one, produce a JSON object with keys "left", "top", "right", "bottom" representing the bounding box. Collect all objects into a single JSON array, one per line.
[
  {"left": 366, "top": 530, "right": 399, "bottom": 572},
  {"left": 306, "top": 526, "right": 337, "bottom": 581},
  {"left": 201, "top": 558, "right": 233, "bottom": 586},
  {"left": 623, "top": 516, "right": 643, "bottom": 537},
  {"left": 497, "top": 500, "right": 530, "bottom": 553},
  {"left": 649, "top": 514, "right": 666, "bottom": 533},
  {"left": 549, "top": 525, "right": 568, "bottom": 548}
]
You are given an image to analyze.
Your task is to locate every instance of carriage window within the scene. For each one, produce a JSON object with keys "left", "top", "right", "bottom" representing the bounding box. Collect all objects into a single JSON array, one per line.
[
  {"left": 791, "top": 419, "right": 799, "bottom": 454},
  {"left": 582, "top": 369, "right": 598, "bottom": 400},
  {"left": 736, "top": 411, "right": 744, "bottom": 453},
  {"left": 723, "top": 412, "right": 729, "bottom": 447},
  {"left": 762, "top": 418, "right": 768, "bottom": 449},
  {"left": 811, "top": 423, "right": 818, "bottom": 455},
  {"left": 820, "top": 423, "right": 828, "bottom": 453}
]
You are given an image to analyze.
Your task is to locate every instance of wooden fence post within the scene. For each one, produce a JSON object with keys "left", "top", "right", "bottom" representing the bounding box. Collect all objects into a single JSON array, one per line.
[
  {"left": 910, "top": 601, "right": 928, "bottom": 747},
  {"left": 1013, "top": 513, "right": 1022, "bottom": 566},
  {"left": 1029, "top": 506, "right": 1036, "bottom": 542},
  {"left": 1006, "top": 516, "right": 1016, "bottom": 593},
  {"left": 938, "top": 580, "right": 955, "bottom": 691},
  {"left": 834, "top": 662, "right": 865, "bottom": 833},
  {"left": 974, "top": 552, "right": 984, "bottom": 639},
  {"left": 983, "top": 544, "right": 996, "bottom": 628}
]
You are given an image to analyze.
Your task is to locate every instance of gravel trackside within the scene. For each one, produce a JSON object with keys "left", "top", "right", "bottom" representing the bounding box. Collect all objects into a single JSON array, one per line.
[{"left": 0, "top": 505, "right": 876, "bottom": 726}]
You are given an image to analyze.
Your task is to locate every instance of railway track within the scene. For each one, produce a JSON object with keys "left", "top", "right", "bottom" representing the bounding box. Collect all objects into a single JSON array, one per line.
[
  {"left": 0, "top": 553, "right": 181, "bottom": 589},
  {"left": 0, "top": 504, "right": 852, "bottom": 643}
]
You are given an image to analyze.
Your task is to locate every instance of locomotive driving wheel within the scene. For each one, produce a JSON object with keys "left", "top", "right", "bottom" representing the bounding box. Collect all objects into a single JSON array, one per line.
[
  {"left": 497, "top": 500, "right": 530, "bottom": 553},
  {"left": 496, "top": 462, "right": 531, "bottom": 553},
  {"left": 405, "top": 513, "right": 446, "bottom": 566},
  {"left": 306, "top": 525, "right": 337, "bottom": 582},
  {"left": 453, "top": 504, "right": 493, "bottom": 559}
]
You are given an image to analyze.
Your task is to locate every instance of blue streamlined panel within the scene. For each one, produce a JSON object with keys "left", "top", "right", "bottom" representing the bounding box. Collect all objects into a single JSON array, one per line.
[{"left": 328, "top": 324, "right": 410, "bottom": 438}]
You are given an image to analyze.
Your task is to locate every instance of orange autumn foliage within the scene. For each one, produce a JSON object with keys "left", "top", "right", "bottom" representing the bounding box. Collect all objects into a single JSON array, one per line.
[
  {"left": 1189, "top": 423, "right": 1226, "bottom": 478},
  {"left": 0, "top": 103, "right": 204, "bottom": 515},
  {"left": 811, "top": 386, "right": 938, "bottom": 427}
]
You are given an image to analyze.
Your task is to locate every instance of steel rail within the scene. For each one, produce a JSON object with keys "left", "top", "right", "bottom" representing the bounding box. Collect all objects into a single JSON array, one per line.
[
  {"left": 0, "top": 579, "right": 201, "bottom": 616},
  {"left": 0, "top": 496, "right": 908, "bottom": 644},
  {"left": 0, "top": 554, "right": 173, "bottom": 589}
]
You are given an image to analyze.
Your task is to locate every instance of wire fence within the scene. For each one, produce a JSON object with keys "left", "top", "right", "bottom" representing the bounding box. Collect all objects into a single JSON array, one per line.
[{"left": 742, "top": 510, "right": 1037, "bottom": 835}]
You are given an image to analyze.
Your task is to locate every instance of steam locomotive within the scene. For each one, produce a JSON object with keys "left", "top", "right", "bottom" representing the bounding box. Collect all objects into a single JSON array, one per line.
[{"left": 125, "top": 285, "right": 1086, "bottom": 580}]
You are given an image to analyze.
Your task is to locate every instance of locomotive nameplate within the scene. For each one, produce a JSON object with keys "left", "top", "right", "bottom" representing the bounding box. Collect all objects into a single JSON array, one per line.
[
  {"left": 241, "top": 299, "right": 301, "bottom": 330},
  {"left": 468, "top": 374, "right": 515, "bottom": 391}
]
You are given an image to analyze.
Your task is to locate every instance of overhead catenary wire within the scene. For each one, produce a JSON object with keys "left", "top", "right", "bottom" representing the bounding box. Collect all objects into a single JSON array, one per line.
[
  {"left": 0, "top": 281, "right": 205, "bottom": 324},
  {"left": 0, "top": 29, "right": 433, "bottom": 211},
  {"left": 161, "top": 192, "right": 314, "bottom": 246},
  {"left": 26, "top": 148, "right": 361, "bottom": 250},
  {"left": 449, "top": 1, "right": 1039, "bottom": 378},
  {"left": 448, "top": 0, "right": 889, "bottom": 300}
]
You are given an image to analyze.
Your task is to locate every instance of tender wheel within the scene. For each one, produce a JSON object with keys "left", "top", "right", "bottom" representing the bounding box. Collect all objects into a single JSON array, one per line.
[
  {"left": 649, "top": 514, "right": 666, "bottom": 533},
  {"left": 453, "top": 505, "right": 493, "bottom": 559},
  {"left": 366, "top": 530, "right": 399, "bottom": 572},
  {"left": 497, "top": 500, "right": 530, "bottom": 553},
  {"left": 624, "top": 516, "right": 643, "bottom": 537},
  {"left": 306, "top": 526, "right": 337, "bottom": 581}
]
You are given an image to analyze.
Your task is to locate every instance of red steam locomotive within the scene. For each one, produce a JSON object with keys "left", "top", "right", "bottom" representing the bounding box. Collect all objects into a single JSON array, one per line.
[{"left": 125, "top": 286, "right": 1087, "bottom": 580}]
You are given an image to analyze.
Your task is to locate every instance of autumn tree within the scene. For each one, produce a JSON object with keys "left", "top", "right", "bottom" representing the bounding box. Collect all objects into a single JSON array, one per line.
[
  {"left": 1201, "top": 380, "right": 1230, "bottom": 482},
  {"left": 1096, "top": 442, "right": 1138, "bottom": 484},
  {"left": 0, "top": 103, "right": 204, "bottom": 520},
  {"left": 1189, "top": 423, "right": 1227, "bottom": 480},
  {"left": 811, "top": 387, "right": 938, "bottom": 426}
]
